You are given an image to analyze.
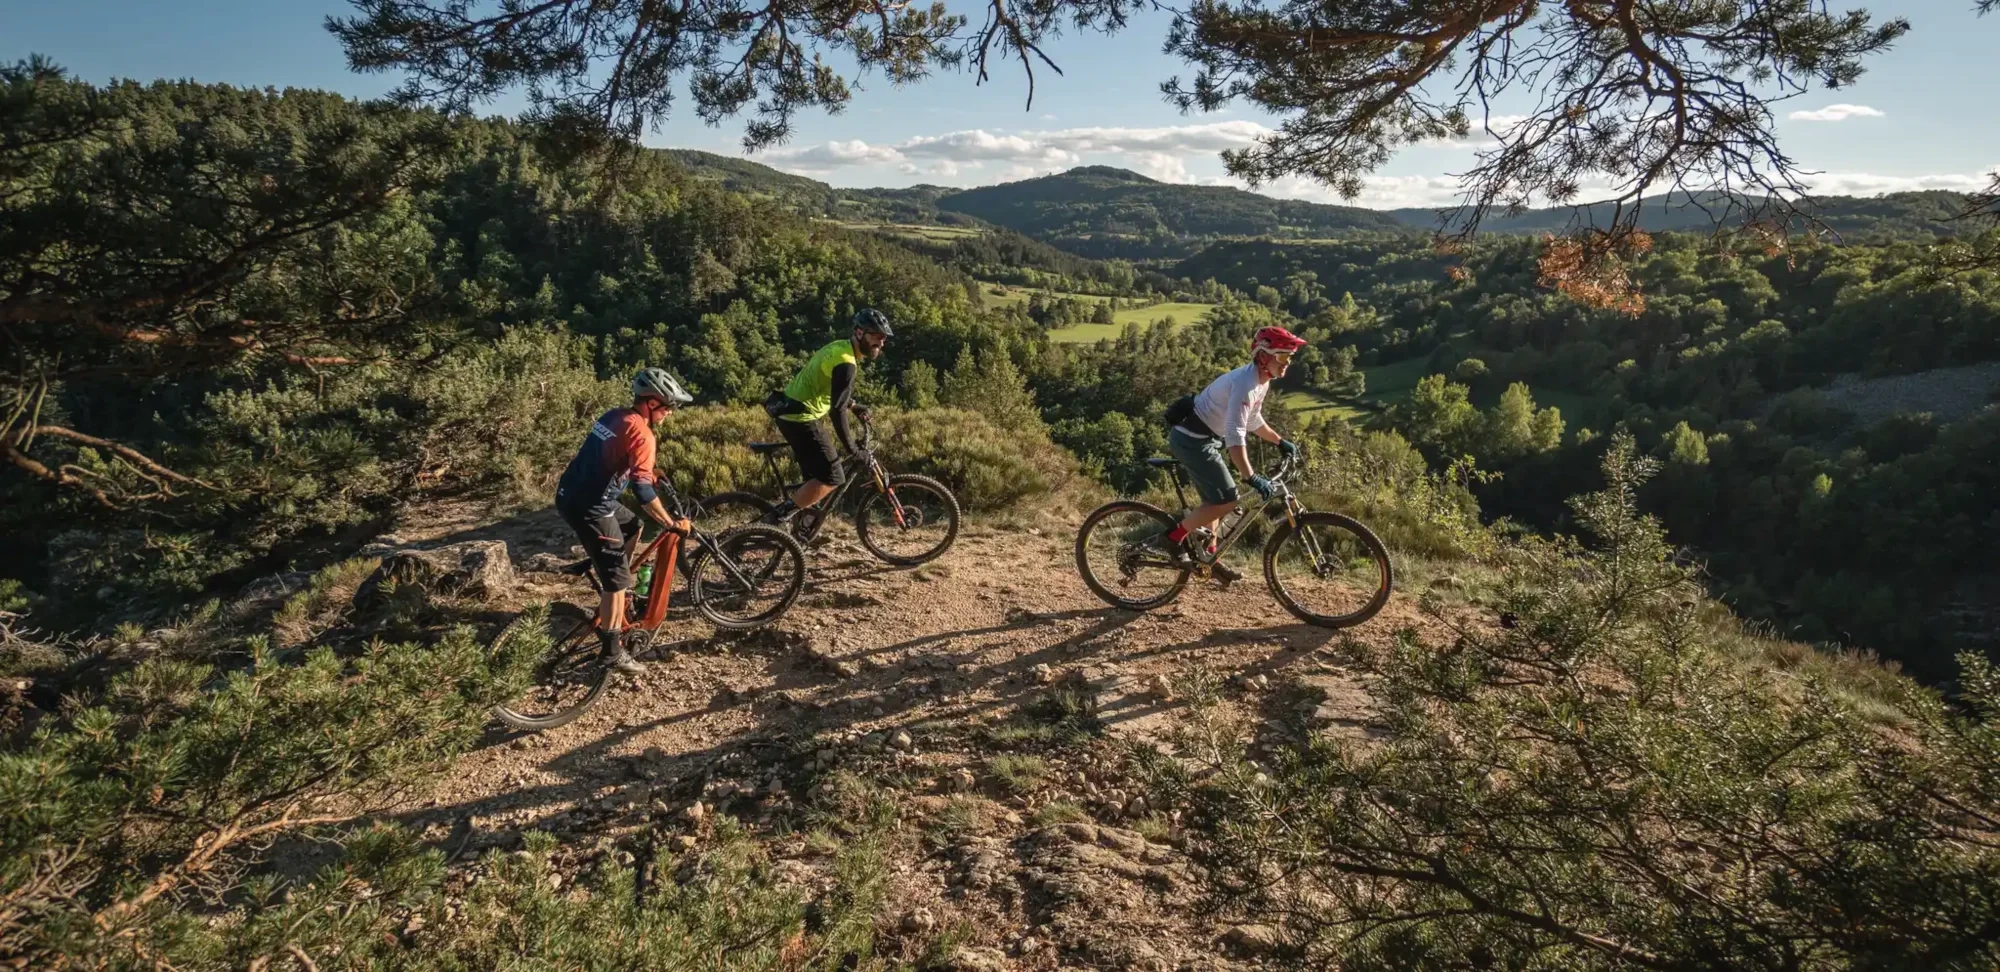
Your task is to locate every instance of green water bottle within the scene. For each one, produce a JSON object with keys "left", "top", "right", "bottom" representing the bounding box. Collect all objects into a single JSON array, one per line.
[{"left": 634, "top": 563, "right": 653, "bottom": 593}]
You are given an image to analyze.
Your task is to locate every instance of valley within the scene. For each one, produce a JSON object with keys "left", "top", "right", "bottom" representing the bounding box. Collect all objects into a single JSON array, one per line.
[{"left": 7, "top": 11, "right": 2000, "bottom": 965}]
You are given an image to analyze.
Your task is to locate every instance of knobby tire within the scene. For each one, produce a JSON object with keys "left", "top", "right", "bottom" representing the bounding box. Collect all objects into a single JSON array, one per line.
[
  {"left": 1263, "top": 511, "right": 1393, "bottom": 629},
  {"left": 1074, "top": 500, "right": 1191, "bottom": 611},
  {"left": 855, "top": 473, "right": 960, "bottom": 566}
]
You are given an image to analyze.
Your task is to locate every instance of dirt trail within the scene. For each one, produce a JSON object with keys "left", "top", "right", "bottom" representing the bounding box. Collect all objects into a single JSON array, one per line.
[{"left": 374, "top": 502, "right": 1449, "bottom": 968}]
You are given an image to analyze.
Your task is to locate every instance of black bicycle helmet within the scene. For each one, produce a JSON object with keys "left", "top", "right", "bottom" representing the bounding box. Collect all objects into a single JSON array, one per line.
[{"left": 852, "top": 308, "right": 893, "bottom": 337}]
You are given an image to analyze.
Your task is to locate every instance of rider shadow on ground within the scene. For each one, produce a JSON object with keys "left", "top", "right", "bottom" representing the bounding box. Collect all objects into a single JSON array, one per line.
[
  {"left": 375, "top": 604, "right": 1156, "bottom": 861},
  {"left": 1079, "top": 621, "right": 1343, "bottom": 740}
]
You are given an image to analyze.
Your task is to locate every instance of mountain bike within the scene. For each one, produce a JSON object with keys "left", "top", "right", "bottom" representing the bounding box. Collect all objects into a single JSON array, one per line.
[
  {"left": 490, "top": 494, "right": 808, "bottom": 732},
  {"left": 1073, "top": 453, "right": 1392, "bottom": 628},
  {"left": 698, "top": 415, "right": 959, "bottom": 567}
]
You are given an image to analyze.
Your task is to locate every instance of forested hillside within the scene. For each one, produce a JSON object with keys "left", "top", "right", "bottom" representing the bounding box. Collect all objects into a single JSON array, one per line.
[
  {"left": 664, "top": 151, "right": 1978, "bottom": 261},
  {"left": 1172, "top": 233, "right": 2000, "bottom": 679},
  {"left": 8, "top": 46, "right": 2000, "bottom": 972},
  {"left": 928, "top": 166, "right": 1407, "bottom": 257},
  {"left": 7, "top": 70, "right": 1997, "bottom": 682}
]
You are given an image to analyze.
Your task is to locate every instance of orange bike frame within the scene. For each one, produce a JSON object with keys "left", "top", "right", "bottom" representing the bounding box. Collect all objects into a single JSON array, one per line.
[{"left": 627, "top": 530, "right": 682, "bottom": 630}]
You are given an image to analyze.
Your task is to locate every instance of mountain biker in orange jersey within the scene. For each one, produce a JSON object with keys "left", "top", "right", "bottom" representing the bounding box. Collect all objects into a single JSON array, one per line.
[
  {"left": 761, "top": 309, "right": 891, "bottom": 521},
  {"left": 1157, "top": 325, "right": 1307, "bottom": 577},
  {"left": 555, "top": 368, "right": 694, "bottom": 675}
]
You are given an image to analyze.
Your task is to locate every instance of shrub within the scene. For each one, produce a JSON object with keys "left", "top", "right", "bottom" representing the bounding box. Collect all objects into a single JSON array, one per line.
[
  {"left": 1147, "top": 434, "right": 2000, "bottom": 970},
  {"left": 652, "top": 404, "right": 1077, "bottom": 514},
  {"left": 1, "top": 602, "right": 540, "bottom": 964}
]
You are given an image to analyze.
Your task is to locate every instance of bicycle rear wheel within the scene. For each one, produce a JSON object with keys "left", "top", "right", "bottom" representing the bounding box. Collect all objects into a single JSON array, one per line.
[
  {"left": 689, "top": 525, "right": 808, "bottom": 630},
  {"left": 855, "top": 474, "right": 960, "bottom": 566},
  {"left": 491, "top": 602, "right": 609, "bottom": 732},
  {"left": 1263, "top": 511, "right": 1392, "bottom": 629},
  {"left": 1074, "top": 500, "right": 1191, "bottom": 611}
]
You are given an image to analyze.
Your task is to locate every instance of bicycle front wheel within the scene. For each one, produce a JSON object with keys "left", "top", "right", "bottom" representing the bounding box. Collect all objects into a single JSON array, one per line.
[
  {"left": 491, "top": 602, "right": 609, "bottom": 732},
  {"left": 855, "top": 474, "right": 960, "bottom": 566},
  {"left": 689, "top": 525, "right": 808, "bottom": 630},
  {"left": 1263, "top": 511, "right": 1392, "bottom": 629},
  {"left": 1074, "top": 500, "right": 1191, "bottom": 611}
]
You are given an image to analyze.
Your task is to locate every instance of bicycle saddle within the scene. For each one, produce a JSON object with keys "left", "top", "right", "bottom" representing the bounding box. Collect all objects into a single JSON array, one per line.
[
  {"left": 1144, "top": 457, "right": 1179, "bottom": 468},
  {"left": 747, "top": 441, "right": 788, "bottom": 455}
]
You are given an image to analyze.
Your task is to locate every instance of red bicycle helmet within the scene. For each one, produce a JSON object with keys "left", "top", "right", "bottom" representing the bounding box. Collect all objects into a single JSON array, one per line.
[{"left": 1253, "top": 326, "right": 1308, "bottom": 354}]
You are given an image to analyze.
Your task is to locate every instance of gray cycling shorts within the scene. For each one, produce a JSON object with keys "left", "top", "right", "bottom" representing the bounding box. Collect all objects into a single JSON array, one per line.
[{"left": 1167, "top": 427, "right": 1238, "bottom": 505}]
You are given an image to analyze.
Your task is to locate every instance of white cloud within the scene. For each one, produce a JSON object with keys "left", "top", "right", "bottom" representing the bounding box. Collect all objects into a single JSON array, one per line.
[
  {"left": 1414, "top": 114, "right": 1528, "bottom": 149},
  {"left": 757, "top": 121, "right": 1276, "bottom": 177},
  {"left": 899, "top": 129, "right": 1078, "bottom": 166},
  {"left": 1127, "top": 151, "right": 1193, "bottom": 183},
  {"left": 1787, "top": 104, "right": 1884, "bottom": 122},
  {"left": 765, "top": 138, "right": 906, "bottom": 171},
  {"left": 1802, "top": 166, "right": 1999, "bottom": 195}
]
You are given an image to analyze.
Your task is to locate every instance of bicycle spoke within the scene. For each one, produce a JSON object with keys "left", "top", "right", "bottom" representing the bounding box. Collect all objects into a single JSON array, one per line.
[
  {"left": 1266, "top": 515, "right": 1391, "bottom": 627},
  {"left": 492, "top": 604, "right": 608, "bottom": 729},
  {"left": 1077, "top": 504, "right": 1188, "bottom": 610},
  {"left": 856, "top": 475, "right": 959, "bottom": 565},
  {"left": 695, "top": 527, "right": 804, "bottom": 628}
]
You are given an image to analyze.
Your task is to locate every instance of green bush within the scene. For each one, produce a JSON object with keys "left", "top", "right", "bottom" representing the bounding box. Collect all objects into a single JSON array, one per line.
[
  {"left": 0, "top": 588, "right": 540, "bottom": 964},
  {"left": 653, "top": 404, "right": 1077, "bottom": 514},
  {"left": 1147, "top": 435, "right": 2000, "bottom": 970}
]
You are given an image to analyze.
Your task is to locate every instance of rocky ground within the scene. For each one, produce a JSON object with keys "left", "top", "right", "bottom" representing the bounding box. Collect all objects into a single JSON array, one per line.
[{"left": 337, "top": 500, "right": 1452, "bottom": 970}]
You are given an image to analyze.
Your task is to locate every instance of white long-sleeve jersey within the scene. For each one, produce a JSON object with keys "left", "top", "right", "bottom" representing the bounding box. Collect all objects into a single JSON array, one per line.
[{"left": 1177, "top": 363, "right": 1269, "bottom": 447}]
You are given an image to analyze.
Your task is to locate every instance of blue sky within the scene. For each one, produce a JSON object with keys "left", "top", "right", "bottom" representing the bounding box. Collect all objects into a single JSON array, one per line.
[{"left": 8, "top": 0, "right": 1996, "bottom": 208}]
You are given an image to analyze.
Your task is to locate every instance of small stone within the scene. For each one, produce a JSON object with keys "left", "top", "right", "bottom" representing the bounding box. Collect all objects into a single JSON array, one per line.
[
  {"left": 402, "top": 914, "right": 426, "bottom": 936},
  {"left": 672, "top": 835, "right": 698, "bottom": 851},
  {"left": 950, "top": 768, "right": 977, "bottom": 792},
  {"left": 683, "top": 801, "right": 709, "bottom": 822},
  {"left": 1147, "top": 673, "right": 1173, "bottom": 699},
  {"left": 615, "top": 850, "right": 636, "bottom": 866},
  {"left": 949, "top": 945, "right": 1008, "bottom": 972},
  {"left": 1126, "top": 796, "right": 1149, "bottom": 817},
  {"left": 890, "top": 729, "right": 914, "bottom": 751},
  {"left": 1030, "top": 663, "right": 1055, "bottom": 684},
  {"left": 832, "top": 661, "right": 860, "bottom": 678},
  {"left": 901, "top": 907, "right": 938, "bottom": 934},
  {"left": 767, "top": 778, "right": 786, "bottom": 797},
  {"left": 1222, "top": 924, "right": 1286, "bottom": 956}
]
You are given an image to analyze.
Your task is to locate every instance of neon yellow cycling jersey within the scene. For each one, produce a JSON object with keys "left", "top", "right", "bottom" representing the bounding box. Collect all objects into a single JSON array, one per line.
[{"left": 780, "top": 339, "right": 857, "bottom": 423}]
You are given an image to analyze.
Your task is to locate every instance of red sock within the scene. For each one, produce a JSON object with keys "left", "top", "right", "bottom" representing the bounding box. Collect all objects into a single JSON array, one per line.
[{"left": 1167, "top": 525, "right": 1189, "bottom": 543}]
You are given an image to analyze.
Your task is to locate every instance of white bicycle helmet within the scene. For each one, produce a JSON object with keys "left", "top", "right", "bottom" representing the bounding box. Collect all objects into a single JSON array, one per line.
[{"left": 632, "top": 367, "right": 693, "bottom": 406}]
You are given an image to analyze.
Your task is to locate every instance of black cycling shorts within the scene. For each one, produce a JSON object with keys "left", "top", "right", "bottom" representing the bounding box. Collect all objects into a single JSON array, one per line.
[
  {"left": 777, "top": 417, "right": 843, "bottom": 486},
  {"left": 560, "top": 502, "right": 636, "bottom": 591},
  {"left": 766, "top": 392, "right": 844, "bottom": 487}
]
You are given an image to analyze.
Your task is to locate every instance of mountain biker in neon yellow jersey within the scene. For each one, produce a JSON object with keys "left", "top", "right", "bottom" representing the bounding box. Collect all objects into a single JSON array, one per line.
[
  {"left": 1157, "top": 325, "right": 1307, "bottom": 576},
  {"left": 761, "top": 309, "right": 891, "bottom": 521}
]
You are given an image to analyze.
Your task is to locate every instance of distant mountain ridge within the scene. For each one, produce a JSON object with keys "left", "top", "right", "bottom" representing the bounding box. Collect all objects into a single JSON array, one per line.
[{"left": 659, "top": 150, "right": 1975, "bottom": 258}]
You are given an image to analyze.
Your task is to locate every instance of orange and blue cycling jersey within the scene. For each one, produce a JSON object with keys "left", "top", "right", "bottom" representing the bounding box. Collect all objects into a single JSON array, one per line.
[{"left": 555, "top": 408, "right": 659, "bottom": 518}]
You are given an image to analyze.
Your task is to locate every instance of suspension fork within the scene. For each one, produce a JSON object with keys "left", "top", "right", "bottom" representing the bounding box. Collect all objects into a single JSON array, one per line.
[{"left": 1284, "top": 495, "right": 1330, "bottom": 570}]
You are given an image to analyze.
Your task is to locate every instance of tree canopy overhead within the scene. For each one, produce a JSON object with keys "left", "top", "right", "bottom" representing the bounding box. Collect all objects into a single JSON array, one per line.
[
  {"left": 1163, "top": 0, "right": 1910, "bottom": 238},
  {"left": 330, "top": 0, "right": 1144, "bottom": 149}
]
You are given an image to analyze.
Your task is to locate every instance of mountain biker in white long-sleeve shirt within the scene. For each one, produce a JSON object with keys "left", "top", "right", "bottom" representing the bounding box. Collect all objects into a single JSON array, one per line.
[{"left": 1157, "top": 326, "right": 1307, "bottom": 576}]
